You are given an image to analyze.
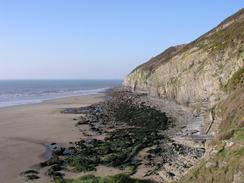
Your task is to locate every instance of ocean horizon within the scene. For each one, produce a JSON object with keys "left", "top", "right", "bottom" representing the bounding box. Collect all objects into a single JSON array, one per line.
[{"left": 0, "top": 79, "right": 122, "bottom": 108}]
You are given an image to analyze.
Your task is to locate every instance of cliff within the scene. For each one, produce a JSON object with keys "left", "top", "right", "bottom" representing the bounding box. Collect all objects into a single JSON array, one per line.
[
  {"left": 123, "top": 9, "right": 244, "bottom": 109},
  {"left": 124, "top": 9, "right": 244, "bottom": 183}
]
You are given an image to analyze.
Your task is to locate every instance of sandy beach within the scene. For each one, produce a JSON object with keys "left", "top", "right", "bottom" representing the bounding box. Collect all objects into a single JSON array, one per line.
[{"left": 0, "top": 94, "right": 105, "bottom": 183}]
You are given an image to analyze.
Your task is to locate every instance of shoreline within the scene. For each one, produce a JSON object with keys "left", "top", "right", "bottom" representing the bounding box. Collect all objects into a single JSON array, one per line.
[
  {"left": 36, "top": 89, "right": 205, "bottom": 183},
  {"left": 0, "top": 89, "right": 109, "bottom": 109},
  {"left": 0, "top": 89, "right": 207, "bottom": 183},
  {"left": 0, "top": 93, "right": 105, "bottom": 183}
]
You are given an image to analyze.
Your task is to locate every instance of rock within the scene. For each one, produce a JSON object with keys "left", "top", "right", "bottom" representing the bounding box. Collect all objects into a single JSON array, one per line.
[
  {"left": 51, "top": 164, "right": 62, "bottom": 171},
  {"left": 225, "top": 141, "right": 234, "bottom": 148},
  {"left": 47, "top": 165, "right": 63, "bottom": 176},
  {"left": 20, "top": 170, "right": 39, "bottom": 175},
  {"left": 25, "top": 174, "right": 40, "bottom": 180},
  {"left": 218, "top": 161, "right": 227, "bottom": 168},
  {"left": 205, "top": 161, "right": 218, "bottom": 168},
  {"left": 20, "top": 170, "right": 40, "bottom": 181},
  {"left": 189, "top": 130, "right": 199, "bottom": 135},
  {"left": 63, "top": 148, "right": 74, "bottom": 156},
  {"left": 233, "top": 171, "right": 244, "bottom": 183},
  {"left": 168, "top": 172, "right": 175, "bottom": 177},
  {"left": 40, "top": 155, "right": 64, "bottom": 167},
  {"left": 47, "top": 143, "right": 65, "bottom": 156}
]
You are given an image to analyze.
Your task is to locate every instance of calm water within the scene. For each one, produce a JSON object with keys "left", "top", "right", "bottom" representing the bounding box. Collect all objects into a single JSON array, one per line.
[{"left": 0, "top": 80, "right": 121, "bottom": 108}]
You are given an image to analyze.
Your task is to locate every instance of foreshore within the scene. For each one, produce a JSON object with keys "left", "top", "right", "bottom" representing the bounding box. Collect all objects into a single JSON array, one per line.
[
  {"left": 0, "top": 89, "right": 206, "bottom": 183},
  {"left": 0, "top": 94, "right": 105, "bottom": 183}
]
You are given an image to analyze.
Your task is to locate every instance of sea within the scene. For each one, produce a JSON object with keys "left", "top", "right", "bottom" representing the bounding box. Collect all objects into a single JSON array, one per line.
[{"left": 0, "top": 80, "right": 122, "bottom": 108}]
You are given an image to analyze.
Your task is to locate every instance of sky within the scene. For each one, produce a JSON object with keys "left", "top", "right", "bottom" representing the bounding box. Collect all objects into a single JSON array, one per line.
[{"left": 0, "top": 0, "right": 243, "bottom": 80}]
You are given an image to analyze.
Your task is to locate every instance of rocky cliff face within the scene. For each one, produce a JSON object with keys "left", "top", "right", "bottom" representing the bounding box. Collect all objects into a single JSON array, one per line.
[
  {"left": 124, "top": 9, "right": 244, "bottom": 183},
  {"left": 124, "top": 9, "right": 244, "bottom": 109}
]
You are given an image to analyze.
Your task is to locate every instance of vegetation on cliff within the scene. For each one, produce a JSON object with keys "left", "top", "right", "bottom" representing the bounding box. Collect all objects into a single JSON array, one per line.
[{"left": 176, "top": 88, "right": 244, "bottom": 183}]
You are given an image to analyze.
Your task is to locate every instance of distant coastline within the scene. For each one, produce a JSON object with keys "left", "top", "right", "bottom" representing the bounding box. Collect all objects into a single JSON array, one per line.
[{"left": 0, "top": 80, "right": 121, "bottom": 108}]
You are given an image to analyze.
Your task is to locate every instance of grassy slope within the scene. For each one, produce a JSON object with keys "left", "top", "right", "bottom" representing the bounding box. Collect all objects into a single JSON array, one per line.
[{"left": 176, "top": 85, "right": 244, "bottom": 183}]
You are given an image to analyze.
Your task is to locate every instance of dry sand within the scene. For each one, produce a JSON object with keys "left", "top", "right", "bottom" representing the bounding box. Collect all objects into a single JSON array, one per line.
[{"left": 0, "top": 94, "right": 105, "bottom": 183}]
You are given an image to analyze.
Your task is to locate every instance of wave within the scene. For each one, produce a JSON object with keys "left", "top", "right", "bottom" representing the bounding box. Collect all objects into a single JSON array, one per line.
[{"left": 0, "top": 87, "right": 110, "bottom": 108}]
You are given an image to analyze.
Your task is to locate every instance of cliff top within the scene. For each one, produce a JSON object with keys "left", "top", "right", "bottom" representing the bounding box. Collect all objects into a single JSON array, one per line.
[{"left": 132, "top": 8, "right": 244, "bottom": 73}]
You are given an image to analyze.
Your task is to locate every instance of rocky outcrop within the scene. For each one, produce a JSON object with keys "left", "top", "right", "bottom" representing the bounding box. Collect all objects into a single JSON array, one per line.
[{"left": 123, "top": 9, "right": 244, "bottom": 109}]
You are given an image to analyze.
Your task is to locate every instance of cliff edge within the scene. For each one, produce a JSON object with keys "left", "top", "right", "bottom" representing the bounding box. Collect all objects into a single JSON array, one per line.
[{"left": 124, "top": 9, "right": 244, "bottom": 109}]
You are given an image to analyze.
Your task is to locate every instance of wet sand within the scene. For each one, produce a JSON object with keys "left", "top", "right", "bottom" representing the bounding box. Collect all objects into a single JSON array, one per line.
[{"left": 0, "top": 94, "right": 105, "bottom": 183}]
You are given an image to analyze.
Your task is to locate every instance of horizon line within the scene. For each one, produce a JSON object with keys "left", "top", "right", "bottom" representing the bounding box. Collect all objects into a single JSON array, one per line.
[{"left": 0, "top": 78, "right": 123, "bottom": 81}]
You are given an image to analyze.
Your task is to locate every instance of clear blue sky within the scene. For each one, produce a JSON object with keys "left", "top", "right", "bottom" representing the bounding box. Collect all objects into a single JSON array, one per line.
[{"left": 0, "top": 0, "right": 243, "bottom": 79}]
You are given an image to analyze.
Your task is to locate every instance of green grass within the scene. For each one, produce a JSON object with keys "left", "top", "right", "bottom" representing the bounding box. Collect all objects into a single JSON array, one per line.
[
  {"left": 176, "top": 146, "right": 244, "bottom": 183},
  {"left": 65, "top": 156, "right": 98, "bottom": 172},
  {"left": 202, "top": 21, "right": 244, "bottom": 54},
  {"left": 233, "top": 128, "right": 244, "bottom": 142},
  {"left": 55, "top": 174, "right": 155, "bottom": 183},
  {"left": 175, "top": 122, "right": 244, "bottom": 183},
  {"left": 175, "top": 88, "right": 244, "bottom": 183},
  {"left": 225, "top": 67, "right": 244, "bottom": 91}
]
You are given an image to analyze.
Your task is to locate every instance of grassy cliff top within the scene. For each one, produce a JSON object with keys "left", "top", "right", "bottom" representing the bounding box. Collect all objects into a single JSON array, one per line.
[{"left": 130, "top": 8, "right": 244, "bottom": 74}]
